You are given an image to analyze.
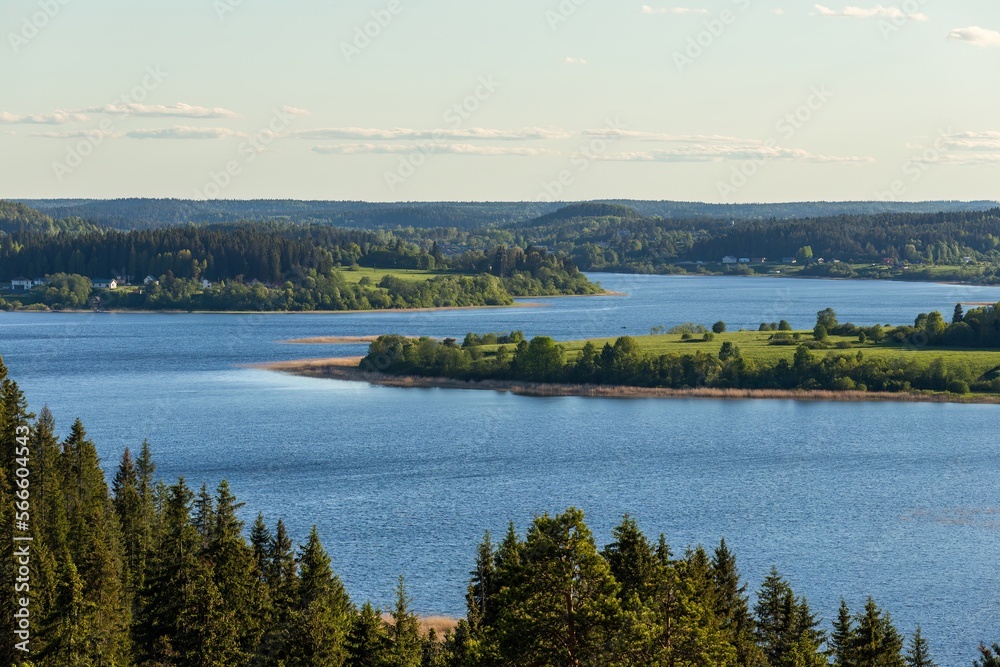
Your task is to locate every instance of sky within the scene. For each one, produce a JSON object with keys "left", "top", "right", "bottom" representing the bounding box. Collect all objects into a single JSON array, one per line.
[{"left": 1, "top": 0, "right": 998, "bottom": 202}]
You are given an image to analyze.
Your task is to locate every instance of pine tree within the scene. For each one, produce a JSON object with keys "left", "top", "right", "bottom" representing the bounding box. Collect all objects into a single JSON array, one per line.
[
  {"left": 831, "top": 600, "right": 856, "bottom": 667},
  {"left": 57, "top": 418, "right": 130, "bottom": 664},
  {"left": 974, "top": 643, "right": 1000, "bottom": 667},
  {"left": 113, "top": 447, "right": 150, "bottom": 601},
  {"left": 495, "top": 508, "right": 624, "bottom": 667},
  {"left": 904, "top": 626, "right": 936, "bottom": 667},
  {"left": 421, "top": 628, "right": 447, "bottom": 667},
  {"left": 387, "top": 575, "right": 422, "bottom": 667},
  {"left": 347, "top": 601, "right": 390, "bottom": 667},
  {"left": 853, "top": 598, "right": 904, "bottom": 667},
  {"left": 953, "top": 303, "right": 965, "bottom": 324},
  {"left": 193, "top": 482, "right": 215, "bottom": 546},
  {"left": 209, "top": 479, "right": 266, "bottom": 665},
  {"left": 260, "top": 518, "right": 299, "bottom": 659},
  {"left": 250, "top": 513, "right": 272, "bottom": 574},
  {"left": 466, "top": 531, "right": 495, "bottom": 633},
  {"left": 286, "top": 525, "right": 354, "bottom": 667},
  {"left": 603, "top": 514, "right": 657, "bottom": 602},
  {"left": 711, "top": 539, "right": 766, "bottom": 667}
]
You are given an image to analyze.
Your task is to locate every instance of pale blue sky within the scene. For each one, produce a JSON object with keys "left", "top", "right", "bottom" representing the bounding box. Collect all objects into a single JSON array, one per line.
[{"left": 2, "top": 0, "right": 998, "bottom": 202}]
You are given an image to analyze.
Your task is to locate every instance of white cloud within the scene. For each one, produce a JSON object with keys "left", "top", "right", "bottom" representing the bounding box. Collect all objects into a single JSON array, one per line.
[
  {"left": 907, "top": 130, "right": 1000, "bottom": 166},
  {"left": 312, "top": 143, "right": 556, "bottom": 157},
  {"left": 30, "top": 129, "right": 116, "bottom": 139},
  {"left": 584, "top": 129, "right": 871, "bottom": 163},
  {"left": 125, "top": 126, "right": 247, "bottom": 140},
  {"left": 295, "top": 126, "right": 570, "bottom": 141},
  {"left": 561, "top": 57, "right": 588, "bottom": 65},
  {"left": 813, "top": 4, "right": 928, "bottom": 21},
  {"left": 0, "top": 110, "right": 89, "bottom": 124},
  {"left": 641, "top": 5, "right": 709, "bottom": 14},
  {"left": 947, "top": 26, "right": 1000, "bottom": 48},
  {"left": 280, "top": 106, "right": 312, "bottom": 117},
  {"left": 87, "top": 102, "right": 239, "bottom": 118},
  {"left": 772, "top": 8, "right": 785, "bottom": 15}
]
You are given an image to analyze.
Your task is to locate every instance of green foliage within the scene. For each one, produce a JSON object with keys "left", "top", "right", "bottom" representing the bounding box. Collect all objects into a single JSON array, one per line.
[{"left": 714, "top": 321, "right": 728, "bottom": 334}]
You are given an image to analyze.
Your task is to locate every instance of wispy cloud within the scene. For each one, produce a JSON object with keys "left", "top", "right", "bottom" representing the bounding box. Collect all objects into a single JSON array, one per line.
[
  {"left": 312, "top": 143, "right": 557, "bottom": 156},
  {"left": 125, "top": 126, "right": 247, "bottom": 140},
  {"left": 279, "top": 106, "right": 312, "bottom": 117},
  {"left": 641, "top": 5, "right": 709, "bottom": 14},
  {"left": 584, "top": 129, "right": 871, "bottom": 163},
  {"left": 947, "top": 26, "right": 1000, "bottom": 48},
  {"left": 561, "top": 57, "right": 588, "bottom": 65},
  {"left": 86, "top": 102, "right": 239, "bottom": 118},
  {"left": 813, "top": 4, "right": 928, "bottom": 20},
  {"left": 30, "top": 129, "right": 115, "bottom": 139},
  {"left": 295, "top": 127, "right": 570, "bottom": 141},
  {"left": 0, "top": 110, "right": 89, "bottom": 124},
  {"left": 912, "top": 130, "right": 1000, "bottom": 165}
]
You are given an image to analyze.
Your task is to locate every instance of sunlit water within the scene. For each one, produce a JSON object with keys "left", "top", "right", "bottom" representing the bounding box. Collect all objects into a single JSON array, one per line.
[{"left": 1, "top": 275, "right": 998, "bottom": 666}]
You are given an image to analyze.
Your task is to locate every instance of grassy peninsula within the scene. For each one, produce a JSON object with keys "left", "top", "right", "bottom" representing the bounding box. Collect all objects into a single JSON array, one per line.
[{"left": 271, "top": 305, "right": 1000, "bottom": 403}]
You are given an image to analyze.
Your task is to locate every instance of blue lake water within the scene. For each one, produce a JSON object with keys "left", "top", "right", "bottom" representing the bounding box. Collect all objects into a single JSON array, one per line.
[{"left": 1, "top": 274, "right": 998, "bottom": 666}]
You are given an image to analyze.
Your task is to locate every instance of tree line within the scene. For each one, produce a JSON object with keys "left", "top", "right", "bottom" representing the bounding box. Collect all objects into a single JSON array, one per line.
[
  {"left": 3, "top": 358, "right": 1000, "bottom": 665},
  {"left": 362, "top": 304, "right": 1000, "bottom": 396}
]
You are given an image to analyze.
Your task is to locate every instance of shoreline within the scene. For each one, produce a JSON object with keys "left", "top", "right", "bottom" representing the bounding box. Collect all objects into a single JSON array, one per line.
[{"left": 256, "top": 357, "right": 1000, "bottom": 405}]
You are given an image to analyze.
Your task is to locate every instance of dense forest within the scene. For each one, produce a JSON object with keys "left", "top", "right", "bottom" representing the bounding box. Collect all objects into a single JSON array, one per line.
[
  {"left": 15, "top": 198, "right": 997, "bottom": 231},
  {"left": 0, "top": 224, "right": 599, "bottom": 311},
  {"left": 475, "top": 204, "right": 1000, "bottom": 275},
  {"left": 362, "top": 305, "right": 1000, "bottom": 396},
  {"left": 6, "top": 198, "right": 1000, "bottom": 284},
  {"left": 3, "top": 358, "right": 998, "bottom": 666}
]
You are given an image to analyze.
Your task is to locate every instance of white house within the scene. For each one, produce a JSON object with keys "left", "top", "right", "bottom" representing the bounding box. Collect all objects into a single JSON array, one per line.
[
  {"left": 92, "top": 278, "right": 118, "bottom": 290},
  {"left": 32, "top": 278, "right": 47, "bottom": 287},
  {"left": 738, "top": 258, "right": 751, "bottom": 264},
  {"left": 200, "top": 279, "right": 213, "bottom": 289},
  {"left": 11, "top": 277, "right": 32, "bottom": 291},
  {"left": 722, "top": 256, "right": 738, "bottom": 264},
  {"left": 143, "top": 275, "right": 157, "bottom": 285}
]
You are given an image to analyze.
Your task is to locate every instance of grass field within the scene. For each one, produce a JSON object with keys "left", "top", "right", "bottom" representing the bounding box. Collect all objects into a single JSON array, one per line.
[
  {"left": 336, "top": 267, "right": 450, "bottom": 284},
  {"left": 489, "top": 330, "right": 1000, "bottom": 377}
]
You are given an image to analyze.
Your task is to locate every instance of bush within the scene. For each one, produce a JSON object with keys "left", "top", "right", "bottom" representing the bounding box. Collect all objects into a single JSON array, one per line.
[
  {"left": 947, "top": 380, "right": 971, "bottom": 395},
  {"left": 712, "top": 321, "right": 727, "bottom": 334},
  {"left": 703, "top": 332, "right": 715, "bottom": 342},
  {"left": 814, "top": 324, "right": 828, "bottom": 341}
]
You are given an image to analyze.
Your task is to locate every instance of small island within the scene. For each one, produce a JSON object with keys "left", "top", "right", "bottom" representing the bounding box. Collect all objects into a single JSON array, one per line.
[{"left": 265, "top": 305, "right": 1000, "bottom": 404}]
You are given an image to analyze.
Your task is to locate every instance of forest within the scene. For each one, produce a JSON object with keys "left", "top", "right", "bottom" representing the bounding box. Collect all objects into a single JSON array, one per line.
[
  {"left": 12, "top": 198, "right": 996, "bottom": 231},
  {"left": 362, "top": 305, "right": 1000, "bottom": 396},
  {"left": 2, "top": 357, "right": 998, "bottom": 666},
  {"left": 0, "top": 225, "right": 600, "bottom": 311},
  {"left": 5, "top": 199, "right": 1000, "bottom": 286}
]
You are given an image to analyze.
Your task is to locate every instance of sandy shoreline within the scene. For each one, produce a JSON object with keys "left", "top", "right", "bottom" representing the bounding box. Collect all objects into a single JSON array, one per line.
[{"left": 256, "top": 357, "right": 1000, "bottom": 405}]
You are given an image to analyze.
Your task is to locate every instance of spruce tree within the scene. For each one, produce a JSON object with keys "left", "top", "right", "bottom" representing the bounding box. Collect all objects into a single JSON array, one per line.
[
  {"left": 904, "top": 626, "right": 936, "bottom": 667},
  {"left": 113, "top": 446, "right": 149, "bottom": 601},
  {"left": 347, "top": 601, "right": 390, "bottom": 667},
  {"left": 603, "top": 514, "right": 657, "bottom": 602},
  {"left": 831, "top": 600, "right": 856, "bottom": 667},
  {"left": 495, "top": 508, "right": 624, "bottom": 667},
  {"left": 287, "top": 525, "right": 354, "bottom": 667},
  {"left": 853, "top": 598, "right": 904, "bottom": 667},
  {"left": 387, "top": 575, "right": 422, "bottom": 667},
  {"left": 974, "top": 643, "right": 1000, "bottom": 667},
  {"left": 210, "top": 480, "right": 266, "bottom": 665}
]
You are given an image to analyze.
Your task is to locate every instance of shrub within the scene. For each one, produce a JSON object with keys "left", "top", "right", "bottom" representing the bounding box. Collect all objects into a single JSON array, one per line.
[
  {"left": 703, "top": 332, "right": 715, "bottom": 341},
  {"left": 712, "top": 321, "right": 727, "bottom": 334},
  {"left": 947, "top": 380, "right": 971, "bottom": 395}
]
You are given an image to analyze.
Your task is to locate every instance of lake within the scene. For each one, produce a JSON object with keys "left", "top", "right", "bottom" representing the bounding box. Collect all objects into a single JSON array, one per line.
[{"left": 1, "top": 274, "right": 998, "bottom": 666}]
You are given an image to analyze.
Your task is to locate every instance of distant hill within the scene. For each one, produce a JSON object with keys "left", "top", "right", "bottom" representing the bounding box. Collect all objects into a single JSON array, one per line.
[
  {"left": 14, "top": 198, "right": 999, "bottom": 231},
  {"left": 0, "top": 200, "right": 103, "bottom": 235}
]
